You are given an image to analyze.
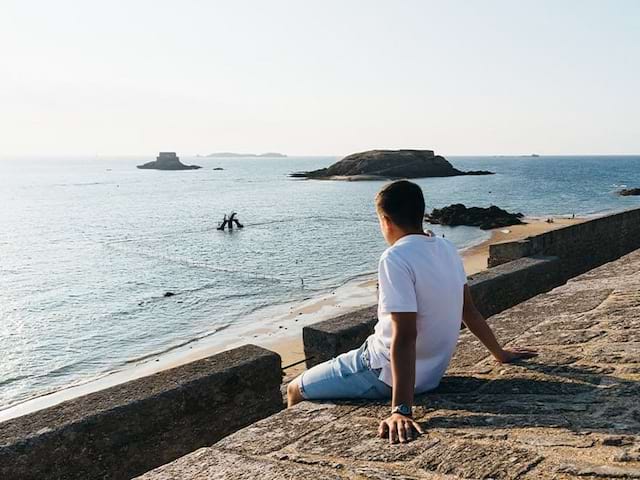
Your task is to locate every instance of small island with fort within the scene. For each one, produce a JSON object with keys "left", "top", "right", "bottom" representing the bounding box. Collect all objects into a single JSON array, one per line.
[{"left": 137, "top": 152, "right": 202, "bottom": 170}]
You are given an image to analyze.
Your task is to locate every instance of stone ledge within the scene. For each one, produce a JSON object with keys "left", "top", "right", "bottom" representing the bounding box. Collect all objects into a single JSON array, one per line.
[
  {"left": 489, "top": 207, "right": 640, "bottom": 276},
  {"left": 0, "top": 344, "right": 283, "bottom": 480},
  {"left": 303, "top": 306, "right": 377, "bottom": 368}
]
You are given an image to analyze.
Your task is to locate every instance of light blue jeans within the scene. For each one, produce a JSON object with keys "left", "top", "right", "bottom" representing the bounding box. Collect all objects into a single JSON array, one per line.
[{"left": 298, "top": 341, "right": 392, "bottom": 400}]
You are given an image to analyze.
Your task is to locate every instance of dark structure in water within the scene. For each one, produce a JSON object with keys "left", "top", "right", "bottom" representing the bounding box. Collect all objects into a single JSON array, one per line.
[{"left": 217, "top": 212, "right": 244, "bottom": 231}]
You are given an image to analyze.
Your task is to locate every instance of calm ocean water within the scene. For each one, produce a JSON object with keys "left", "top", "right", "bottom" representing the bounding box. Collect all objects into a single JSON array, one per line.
[{"left": 1, "top": 154, "right": 640, "bottom": 408}]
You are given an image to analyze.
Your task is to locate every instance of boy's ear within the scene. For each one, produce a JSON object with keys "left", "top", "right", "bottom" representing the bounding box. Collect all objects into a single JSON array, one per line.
[{"left": 382, "top": 214, "right": 395, "bottom": 228}]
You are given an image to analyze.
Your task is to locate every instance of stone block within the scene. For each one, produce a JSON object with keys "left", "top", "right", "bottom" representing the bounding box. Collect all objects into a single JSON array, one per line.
[
  {"left": 489, "top": 208, "right": 640, "bottom": 280},
  {"left": 0, "top": 345, "right": 283, "bottom": 480},
  {"left": 303, "top": 306, "right": 377, "bottom": 368}
]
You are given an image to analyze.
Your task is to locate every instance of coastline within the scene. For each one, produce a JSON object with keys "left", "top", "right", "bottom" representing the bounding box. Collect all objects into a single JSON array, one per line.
[{"left": 0, "top": 214, "right": 586, "bottom": 422}]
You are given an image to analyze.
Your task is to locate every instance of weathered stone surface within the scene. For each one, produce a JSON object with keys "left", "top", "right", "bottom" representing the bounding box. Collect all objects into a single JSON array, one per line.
[
  {"left": 515, "top": 432, "right": 594, "bottom": 448},
  {"left": 284, "top": 415, "right": 440, "bottom": 462},
  {"left": 1, "top": 345, "right": 283, "bottom": 480},
  {"left": 600, "top": 435, "right": 636, "bottom": 446},
  {"left": 137, "top": 449, "right": 347, "bottom": 480},
  {"left": 141, "top": 250, "right": 640, "bottom": 479},
  {"left": 216, "top": 402, "right": 358, "bottom": 456},
  {"left": 557, "top": 462, "right": 640, "bottom": 478},
  {"left": 412, "top": 440, "right": 543, "bottom": 479},
  {"left": 589, "top": 343, "right": 640, "bottom": 364},
  {"left": 516, "top": 329, "right": 604, "bottom": 346}
]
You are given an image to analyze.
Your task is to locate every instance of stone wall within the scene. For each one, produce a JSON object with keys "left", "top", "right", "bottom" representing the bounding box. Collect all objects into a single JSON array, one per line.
[
  {"left": 489, "top": 208, "right": 640, "bottom": 276},
  {"left": 303, "top": 256, "right": 563, "bottom": 368},
  {"left": 0, "top": 345, "right": 282, "bottom": 480}
]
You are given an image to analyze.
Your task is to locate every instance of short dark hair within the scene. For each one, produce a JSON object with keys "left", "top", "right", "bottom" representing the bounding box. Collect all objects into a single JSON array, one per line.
[{"left": 375, "top": 180, "right": 425, "bottom": 230}]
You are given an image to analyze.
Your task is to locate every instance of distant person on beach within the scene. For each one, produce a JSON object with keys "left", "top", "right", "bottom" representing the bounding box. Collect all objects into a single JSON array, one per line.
[{"left": 286, "top": 180, "right": 537, "bottom": 443}]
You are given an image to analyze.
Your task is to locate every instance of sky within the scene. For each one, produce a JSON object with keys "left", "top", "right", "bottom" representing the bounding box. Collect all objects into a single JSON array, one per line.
[{"left": 1, "top": 0, "right": 639, "bottom": 157}]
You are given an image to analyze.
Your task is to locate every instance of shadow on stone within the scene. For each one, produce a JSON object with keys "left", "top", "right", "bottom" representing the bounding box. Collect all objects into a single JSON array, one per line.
[{"left": 326, "top": 370, "right": 640, "bottom": 437}]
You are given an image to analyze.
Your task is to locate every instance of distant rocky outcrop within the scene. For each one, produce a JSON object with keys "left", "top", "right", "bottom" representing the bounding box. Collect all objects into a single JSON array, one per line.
[
  {"left": 137, "top": 152, "right": 201, "bottom": 170},
  {"left": 426, "top": 204, "right": 524, "bottom": 230},
  {"left": 618, "top": 188, "right": 640, "bottom": 196},
  {"left": 290, "top": 150, "right": 493, "bottom": 180},
  {"left": 206, "top": 152, "right": 287, "bottom": 158}
]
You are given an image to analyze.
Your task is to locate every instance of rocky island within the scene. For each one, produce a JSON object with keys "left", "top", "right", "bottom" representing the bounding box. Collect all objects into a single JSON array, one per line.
[
  {"left": 137, "top": 152, "right": 202, "bottom": 170},
  {"left": 618, "top": 188, "right": 640, "bottom": 196},
  {"left": 290, "top": 149, "right": 493, "bottom": 180},
  {"left": 426, "top": 203, "right": 524, "bottom": 230}
]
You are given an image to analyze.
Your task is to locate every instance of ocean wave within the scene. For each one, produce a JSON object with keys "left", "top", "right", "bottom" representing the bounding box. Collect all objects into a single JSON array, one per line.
[
  {"left": 0, "top": 374, "right": 30, "bottom": 388},
  {"left": 52, "top": 182, "right": 114, "bottom": 187},
  {"left": 104, "top": 244, "right": 287, "bottom": 282}
]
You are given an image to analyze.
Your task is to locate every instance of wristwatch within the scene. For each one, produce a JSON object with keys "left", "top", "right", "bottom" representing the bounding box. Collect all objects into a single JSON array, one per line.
[{"left": 391, "top": 404, "right": 412, "bottom": 417}]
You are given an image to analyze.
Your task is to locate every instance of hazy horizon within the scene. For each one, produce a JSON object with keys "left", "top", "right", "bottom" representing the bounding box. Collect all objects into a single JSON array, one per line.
[
  {"left": 3, "top": 152, "right": 640, "bottom": 160},
  {"left": 2, "top": 0, "right": 639, "bottom": 157}
]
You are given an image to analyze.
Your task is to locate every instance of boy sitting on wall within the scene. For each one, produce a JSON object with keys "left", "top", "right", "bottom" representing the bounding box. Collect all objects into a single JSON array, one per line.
[{"left": 287, "top": 180, "right": 537, "bottom": 443}]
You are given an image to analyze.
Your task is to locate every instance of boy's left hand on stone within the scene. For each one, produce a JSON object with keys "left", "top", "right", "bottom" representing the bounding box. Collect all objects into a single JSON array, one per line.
[{"left": 378, "top": 413, "right": 424, "bottom": 444}]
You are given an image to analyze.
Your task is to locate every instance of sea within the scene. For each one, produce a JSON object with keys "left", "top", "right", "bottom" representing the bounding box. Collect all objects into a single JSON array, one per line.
[{"left": 1, "top": 154, "right": 640, "bottom": 411}]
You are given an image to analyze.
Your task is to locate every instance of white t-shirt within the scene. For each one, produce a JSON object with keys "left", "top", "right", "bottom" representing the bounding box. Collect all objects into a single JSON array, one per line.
[{"left": 367, "top": 234, "right": 467, "bottom": 393}]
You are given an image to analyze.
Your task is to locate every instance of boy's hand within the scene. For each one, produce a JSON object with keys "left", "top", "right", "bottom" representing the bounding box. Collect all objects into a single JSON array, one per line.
[
  {"left": 378, "top": 413, "right": 424, "bottom": 444},
  {"left": 495, "top": 347, "right": 538, "bottom": 363}
]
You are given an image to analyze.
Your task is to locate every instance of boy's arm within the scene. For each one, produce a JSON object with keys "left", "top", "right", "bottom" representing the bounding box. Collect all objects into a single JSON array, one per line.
[
  {"left": 462, "top": 284, "right": 537, "bottom": 363},
  {"left": 378, "top": 312, "right": 424, "bottom": 444}
]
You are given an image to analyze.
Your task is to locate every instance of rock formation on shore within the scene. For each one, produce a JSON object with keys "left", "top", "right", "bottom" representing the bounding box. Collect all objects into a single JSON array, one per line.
[
  {"left": 290, "top": 150, "right": 493, "bottom": 180},
  {"left": 137, "top": 152, "right": 202, "bottom": 170},
  {"left": 426, "top": 204, "right": 524, "bottom": 230},
  {"left": 618, "top": 188, "right": 640, "bottom": 196}
]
